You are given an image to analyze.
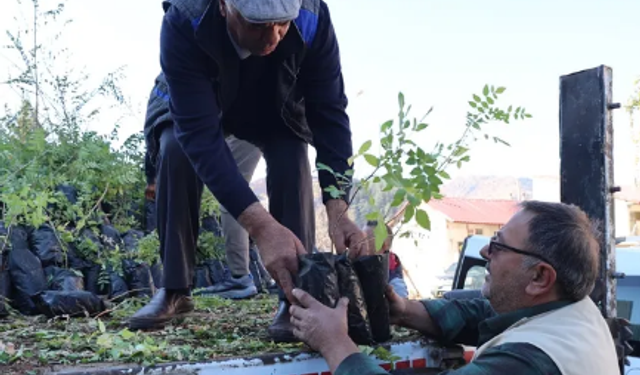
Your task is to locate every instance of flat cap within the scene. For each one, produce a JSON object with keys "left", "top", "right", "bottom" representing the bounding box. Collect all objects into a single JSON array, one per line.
[{"left": 227, "top": 0, "right": 302, "bottom": 23}]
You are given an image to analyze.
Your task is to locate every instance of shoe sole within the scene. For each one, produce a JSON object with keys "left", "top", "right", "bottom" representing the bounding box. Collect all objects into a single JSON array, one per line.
[{"left": 195, "top": 286, "right": 258, "bottom": 300}]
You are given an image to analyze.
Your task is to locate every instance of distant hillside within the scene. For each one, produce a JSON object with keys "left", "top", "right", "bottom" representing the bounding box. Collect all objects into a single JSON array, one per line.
[
  {"left": 249, "top": 174, "right": 533, "bottom": 250},
  {"left": 440, "top": 175, "right": 533, "bottom": 200}
]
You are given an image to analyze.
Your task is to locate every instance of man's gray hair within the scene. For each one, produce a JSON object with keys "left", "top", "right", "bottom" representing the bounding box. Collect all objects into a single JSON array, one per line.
[{"left": 519, "top": 200, "right": 600, "bottom": 302}]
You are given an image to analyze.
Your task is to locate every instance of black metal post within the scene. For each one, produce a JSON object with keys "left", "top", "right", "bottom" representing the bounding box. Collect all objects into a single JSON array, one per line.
[{"left": 559, "top": 65, "right": 616, "bottom": 319}]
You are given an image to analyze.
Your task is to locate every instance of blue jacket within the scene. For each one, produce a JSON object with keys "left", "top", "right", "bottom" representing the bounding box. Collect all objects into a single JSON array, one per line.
[{"left": 157, "top": 0, "right": 353, "bottom": 219}]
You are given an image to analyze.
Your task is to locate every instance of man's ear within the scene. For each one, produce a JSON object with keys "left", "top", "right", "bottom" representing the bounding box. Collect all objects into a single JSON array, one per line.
[{"left": 525, "top": 263, "right": 557, "bottom": 297}]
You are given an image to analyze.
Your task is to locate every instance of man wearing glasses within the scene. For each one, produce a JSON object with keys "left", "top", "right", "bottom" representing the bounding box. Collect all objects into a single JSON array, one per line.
[{"left": 287, "top": 200, "right": 620, "bottom": 374}]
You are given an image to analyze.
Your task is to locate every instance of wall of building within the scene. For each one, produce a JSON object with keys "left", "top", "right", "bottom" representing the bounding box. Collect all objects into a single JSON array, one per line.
[
  {"left": 390, "top": 206, "right": 451, "bottom": 299},
  {"left": 446, "top": 222, "right": 501, "bottom": 255}
]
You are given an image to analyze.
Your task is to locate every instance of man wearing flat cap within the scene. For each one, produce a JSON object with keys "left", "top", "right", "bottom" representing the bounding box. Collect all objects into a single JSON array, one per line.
[{"left": 128, "top": 0, "right": 367, "bottom": 342}]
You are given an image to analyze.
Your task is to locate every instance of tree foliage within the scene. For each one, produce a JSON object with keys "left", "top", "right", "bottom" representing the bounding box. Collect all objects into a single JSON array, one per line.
[{"left": 321, "top": 87, "right": 532, "bottom": 252}]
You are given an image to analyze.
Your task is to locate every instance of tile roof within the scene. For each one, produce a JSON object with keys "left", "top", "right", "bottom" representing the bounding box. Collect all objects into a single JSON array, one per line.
[{"left": 427, "top": 197, "right": 520, "bottom": 225}]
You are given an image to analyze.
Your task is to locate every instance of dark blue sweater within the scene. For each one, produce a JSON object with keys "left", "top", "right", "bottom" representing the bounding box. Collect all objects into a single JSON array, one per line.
[{"left": 159, "top": 1, "right": 352, "bottom": 220}]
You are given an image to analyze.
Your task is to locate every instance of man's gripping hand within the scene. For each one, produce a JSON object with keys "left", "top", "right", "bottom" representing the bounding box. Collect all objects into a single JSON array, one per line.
[{"left": 239, "top": 202, "right": 306, "bottom": 303}]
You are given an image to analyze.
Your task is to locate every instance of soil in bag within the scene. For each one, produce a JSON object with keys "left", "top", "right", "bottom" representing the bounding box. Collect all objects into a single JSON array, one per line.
[
  {"left": 296, "top": 252, "right": 339, "bottom": 308},
  {"left": 33, "top": 290, "right": 106, "bottom": 318},
  {"left": 353, "top": 253, "right": 391, "bottom": 343},
  {"left": 335, "top": 253, "right": 374, "bottom": 345}
]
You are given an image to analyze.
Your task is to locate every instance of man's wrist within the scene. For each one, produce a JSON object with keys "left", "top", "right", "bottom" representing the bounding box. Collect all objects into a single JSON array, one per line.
[
  {"left": 320, "top": 338, "right": 360, "bottom": 374},
  {"left": 237, "top": 202, "right": 277, "bottom": 239},
  {"left": 325, "top": 199, "right": 348, "bottom": 221}
]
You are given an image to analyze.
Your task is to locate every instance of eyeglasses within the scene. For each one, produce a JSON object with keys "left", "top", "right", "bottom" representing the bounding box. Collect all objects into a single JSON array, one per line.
[{"left": 488, "top": 240, "right": 555, "bottom": 269}]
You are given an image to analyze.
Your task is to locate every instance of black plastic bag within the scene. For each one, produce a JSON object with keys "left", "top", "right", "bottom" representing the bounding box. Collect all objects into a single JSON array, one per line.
[
  {"left": 353, "top": 253, "right": 391, "bottom": 343},
  {"left": 296, "top": 252, "right": 339, "bottom": 308},
  {"left": 83, "top": 263, "right": 110, "bottom": 296},
  {"left": 122, "top": 230, "right": 144, "bottom": 252},
  {"left": 0, "top": 266, "right": 11, "bottom": 318},
  {"left": 44, "top": 266, "right": 84, "bottom": 292},
  {"left": 200, "top": 216, "right": 222, "bottom": 236},
  {"left": 100, "top": 224, "right": 123, "bottom": 251},
  {"left": 108, "top": 271, "right": 129, "bottom": 302},
  {"left": 30, "top": 224, "right": 64, "bottom": 267},
  {"left": 8, "top": 246, "right": 46, "bottom": 315},
  {"left": 336, "top": 253, "right": 374, "bottom": 345},
  {"left": 33, "top": 291, "right": 106, "bottom": 318},
  {"left": 144, "top": 200, "right": 156, "bottom": 234},
  {"left": 0, "top": 221, "right": 9, "bottom": 251},
  {"left": 66, "top": 242, "right": 93, "bottom": 271},
  {"left": 10, "top": 225, "right": 30, "bottom": 253},
  {"left": 122, "top": 259, "right": 155, "bottom": 298},
  {"left": 56, "top": 184, "right": 78, "bottom": 205},
  {"left": 150, "top": 262, "right": 164, "bottom": 289},
  {"left": 205, "top": 259, "right": 228, "bottom": 285},
  {"left": 194, "top": 265, "right": 212, "bottom": 289}
]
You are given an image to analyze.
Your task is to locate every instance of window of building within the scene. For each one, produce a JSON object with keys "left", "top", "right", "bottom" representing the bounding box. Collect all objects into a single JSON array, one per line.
[{"left": 475, "top": 228, "right": 484, "bottom": 235}]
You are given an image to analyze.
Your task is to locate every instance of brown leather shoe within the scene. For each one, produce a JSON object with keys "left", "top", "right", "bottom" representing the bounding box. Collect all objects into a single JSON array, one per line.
[
  {"left": 267, "top": 300, "right": 299, "bottom": 343},
  {"left": 128, "top": 288, "right": 194, "bottom": 330}
]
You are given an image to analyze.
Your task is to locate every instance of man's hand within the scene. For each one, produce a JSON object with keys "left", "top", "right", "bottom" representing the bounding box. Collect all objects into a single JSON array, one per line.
[
  {"left": 145, "top": 183, "right": 156, "bottom": 201},
  {"left": 289, "top": 288, "right": 359, "bottom": 373},
  {"left": 239, "top": 202, "right": 306, "bottom": 303},
  {"left": 386, "top": 284, "right": 408, "bottom": 325},
  {"left": 325, "top": 199, "right": 368, "bottom": 258}
]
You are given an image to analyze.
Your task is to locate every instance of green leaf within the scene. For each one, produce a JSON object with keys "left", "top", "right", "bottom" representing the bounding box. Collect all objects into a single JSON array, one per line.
[
  {"left": 398, "top": 92, "right": 405, "bottom": 109},
  {"left": 358, "top": 140, "right": 372, "bottom": 155},
  {"left": 407, "top": 194, "right": 421, "bottom": 206},
  {"left": 486, "top": 97, "right": 494, "bottom": 105},
  {"left": 415, "top": 123, "right": 428, "bottom": 131},
  {"left": 403, "top": 205, "right": 415, "bottom": 223},
  {"left": 438, "top": 170, "right": 451, "bottom": 179},
  {"left": 364, "top": 154, "right": 380, "bottom": 167},
  {"left": 391, "top": 189, "right": 406, "bottom": 207},
  {"left": 468, "top": 101, "right": 477, "bottom": 108},
  {"left": 483, "top": 85, "right": 489, "bottom": 96},
  {"left": 496, "top": 87, "right": 506, "bottom": 94},
  {"left": 316, "top": 163, "right": 334, "bottom": 173},
  {"left": 381, "top": 120, "right": 393, "bottom": 132},
  {"left": 366, "top": 212, "right": 379, "bottom": 221},
  {"left": 374, "top": 221, "right": 388, "bottom": 252},
  {"left": 473, "top": 94, "right": 481, "bottom": 103},
  {"left": 416, "top": 209, "right": 431, "bottom": 230},
  {"left": 98, "top": 319, "right": 106, "bottom": 333}
]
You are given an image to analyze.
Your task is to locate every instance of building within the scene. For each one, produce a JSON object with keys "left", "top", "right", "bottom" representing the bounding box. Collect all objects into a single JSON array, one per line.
[{"left": 390, "top": 197, "right": 518, "bottom": 299}]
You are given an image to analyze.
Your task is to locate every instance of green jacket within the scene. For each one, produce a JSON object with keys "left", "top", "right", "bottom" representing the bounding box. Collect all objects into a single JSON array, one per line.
[{"left": 335, "top": 298, "right": 566, "bottom": 375}]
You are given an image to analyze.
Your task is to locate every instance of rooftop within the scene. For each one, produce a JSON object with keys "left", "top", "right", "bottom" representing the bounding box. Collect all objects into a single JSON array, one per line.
[{"left": 427, "top": 197, "right": 520, "bottom": 225}]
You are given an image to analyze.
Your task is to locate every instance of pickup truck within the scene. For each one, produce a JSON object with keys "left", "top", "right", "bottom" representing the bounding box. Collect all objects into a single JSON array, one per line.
[{"left": 447, "top": 234, "right": 640, "bottom": 375}]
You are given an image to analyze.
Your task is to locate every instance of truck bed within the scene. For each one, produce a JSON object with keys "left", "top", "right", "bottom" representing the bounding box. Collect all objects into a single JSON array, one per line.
[{"left": 0, "top": 294, "right": 467, "bottom": 375}]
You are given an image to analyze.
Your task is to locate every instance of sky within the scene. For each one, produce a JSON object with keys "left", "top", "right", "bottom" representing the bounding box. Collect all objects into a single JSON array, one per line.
[{"left": 1, "top": 0, "right": 640, "bottom": 185}]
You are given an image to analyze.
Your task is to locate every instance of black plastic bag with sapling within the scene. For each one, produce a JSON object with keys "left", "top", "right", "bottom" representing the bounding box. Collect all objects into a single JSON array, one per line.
[
  {"left": 108, "top": 270, "right": 129, "bottom": 302},
  {"left": 33, "top": 290, "right": 106, "bottom": 318},
  {"left": 335, "top": 252, "right": 374, "bottom": 345},
  {"left": 44, "top": 266, "right": 84, "bottom": 292},
  {"left": 353, "top": 253, "right": 391, "bottom": 343},
  {"left": 205, "top": 259, "right": 227, "bottom": 285},
  {"left": 296, "top": 252, "right": 339, "bottom": 308}
]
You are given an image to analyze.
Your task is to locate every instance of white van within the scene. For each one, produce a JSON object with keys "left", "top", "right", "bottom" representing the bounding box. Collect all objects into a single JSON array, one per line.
[{"left": 448, "top": 235, "right": 640, "bottom": 373}]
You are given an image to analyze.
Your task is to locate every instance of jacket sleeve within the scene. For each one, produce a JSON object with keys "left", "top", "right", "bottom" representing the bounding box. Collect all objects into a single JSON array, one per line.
[
  {"left": 299, "top": 1, "right": 353, "bottom": 205},
  {"left": 159, "top": 6, "right": 259, "bottom": 219}
]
